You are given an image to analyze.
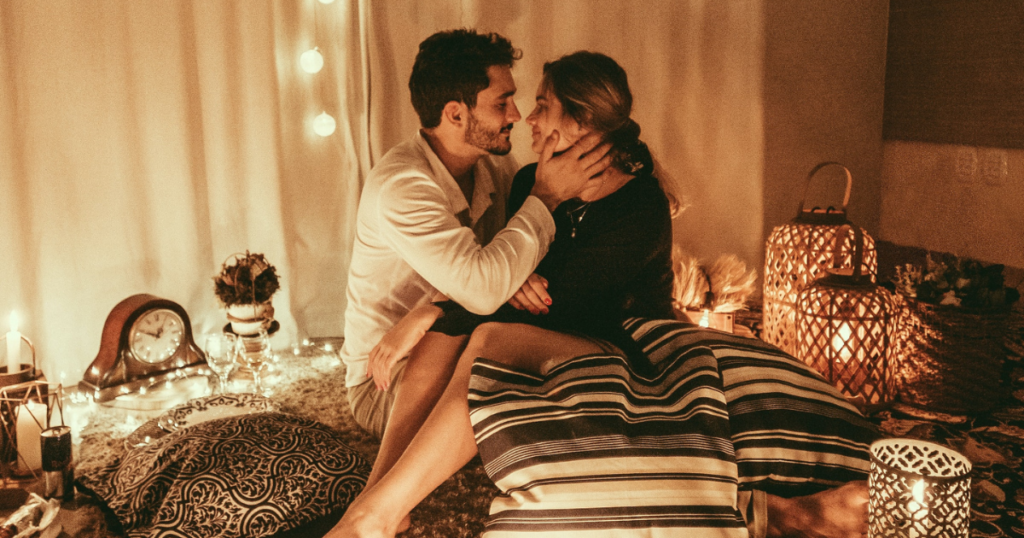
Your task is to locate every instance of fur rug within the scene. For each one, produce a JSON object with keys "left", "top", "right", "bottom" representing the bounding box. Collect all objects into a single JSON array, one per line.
[{"left": 68, "top": 343, "right": 495, "bottom": 538}]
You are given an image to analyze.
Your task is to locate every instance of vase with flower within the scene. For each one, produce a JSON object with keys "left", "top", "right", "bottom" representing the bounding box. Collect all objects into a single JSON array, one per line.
[{"left": 213, "top": 252, "right": 281, "bottom": 336}]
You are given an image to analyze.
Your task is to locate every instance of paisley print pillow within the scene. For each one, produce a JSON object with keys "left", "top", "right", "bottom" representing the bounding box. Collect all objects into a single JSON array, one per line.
[{"left": 77, "top": 412, "right": 370, "bottom": 538}]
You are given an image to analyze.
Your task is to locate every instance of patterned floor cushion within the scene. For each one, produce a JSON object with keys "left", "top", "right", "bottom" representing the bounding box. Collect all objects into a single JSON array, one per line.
[
  {"left": 77, "top": 411, "right": 370, "bottom": 538},
  {"left": 467, "top": 318, "right": 876, "bottom": 537}
]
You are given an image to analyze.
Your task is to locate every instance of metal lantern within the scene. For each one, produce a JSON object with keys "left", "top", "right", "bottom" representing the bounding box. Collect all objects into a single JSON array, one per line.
[
  {"left": 763, "top": 162, "right": 878, "bottom": 355},
  {"left": 868, "top": 439, "right": 971, "bottom": 538},
  {"left": 796, "top": 226, "right": 895, "bottom": 406}
]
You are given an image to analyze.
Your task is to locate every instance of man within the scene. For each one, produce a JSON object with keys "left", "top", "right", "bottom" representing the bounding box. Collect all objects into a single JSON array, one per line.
[{"left": 340, "top": 29, "right": 609, "bottom": 439}]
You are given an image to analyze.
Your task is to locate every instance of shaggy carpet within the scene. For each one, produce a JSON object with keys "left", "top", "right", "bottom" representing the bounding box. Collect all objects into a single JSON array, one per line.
[{"left": 66, "top": 341, "right": 496, "bottom": 538}]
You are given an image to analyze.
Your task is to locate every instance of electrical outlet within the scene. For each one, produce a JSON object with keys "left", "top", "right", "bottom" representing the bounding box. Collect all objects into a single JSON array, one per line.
[
  {"left": 980, "top": 149, "right": 1008, "bottom": 186},
  {"left": 956, "top": 146, "right": 977, "bottom": 183}
]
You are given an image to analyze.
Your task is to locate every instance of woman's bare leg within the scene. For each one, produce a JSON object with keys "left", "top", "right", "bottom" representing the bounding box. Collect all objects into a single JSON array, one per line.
[
  {"left": 365, "top": 332, "right": 469, "bottom": 490},
  {"left": 328, "top": 323, "right": 608, "bottom": 538}
]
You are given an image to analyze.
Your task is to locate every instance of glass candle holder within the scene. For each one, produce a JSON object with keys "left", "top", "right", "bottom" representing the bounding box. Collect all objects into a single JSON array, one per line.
[{"left": 868, "top": 438, "right": 971, "bottom": 538}]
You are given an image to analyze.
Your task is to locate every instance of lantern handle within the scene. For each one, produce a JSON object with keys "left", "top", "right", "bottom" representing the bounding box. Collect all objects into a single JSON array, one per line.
[
  {"left": 798, "top": 162, "right": 853, "bottom": 216},
  {"left": 830, "top": 224, "right": 865, "bottom": 279}
]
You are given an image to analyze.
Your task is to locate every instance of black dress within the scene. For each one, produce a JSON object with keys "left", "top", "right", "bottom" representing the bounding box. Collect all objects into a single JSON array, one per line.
[{"left": 431, "top": 162, "right": 674, "bottom": 374}]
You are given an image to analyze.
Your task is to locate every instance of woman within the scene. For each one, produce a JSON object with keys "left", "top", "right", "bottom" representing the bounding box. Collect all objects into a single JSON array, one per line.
[{"left": 332, "top": 51, "right": 675, "bottom": 537}]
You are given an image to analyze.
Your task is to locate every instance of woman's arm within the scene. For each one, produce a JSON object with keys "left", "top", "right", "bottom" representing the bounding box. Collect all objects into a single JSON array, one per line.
[{"left": 367, "top": 295, "right": 446, "bottom": 390}]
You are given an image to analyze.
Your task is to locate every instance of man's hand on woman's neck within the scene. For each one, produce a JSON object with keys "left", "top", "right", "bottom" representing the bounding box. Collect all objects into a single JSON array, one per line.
[{"left": 531, "top": 131, "right": 613, "bottom": 211}]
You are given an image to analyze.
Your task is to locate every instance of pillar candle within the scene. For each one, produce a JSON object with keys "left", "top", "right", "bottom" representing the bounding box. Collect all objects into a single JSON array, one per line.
[
  {"left": 16, "top": 400, "right": 46, "bottom": 473},
  {"left": 6, "top": 311, "right": 20, "bottom": 375}
]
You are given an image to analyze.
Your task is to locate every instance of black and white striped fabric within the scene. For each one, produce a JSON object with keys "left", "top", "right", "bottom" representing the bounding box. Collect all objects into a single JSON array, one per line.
[{"left": 468, "top": 318, "right": 877, "bottom": 537}]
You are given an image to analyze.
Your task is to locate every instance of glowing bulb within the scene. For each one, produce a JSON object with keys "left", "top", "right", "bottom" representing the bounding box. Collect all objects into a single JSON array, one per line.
[
  {"left": 313, "top": 112, "right": 336, "bottom": 136},
  {"left": 300, "top": 48, "right": 324, "bottom": 74},
  {"left": 831, "top": 323, "right": 853, "bottom": 363},
  {"left": 698, "top": 309, "right": 711, "bottom": 328}
]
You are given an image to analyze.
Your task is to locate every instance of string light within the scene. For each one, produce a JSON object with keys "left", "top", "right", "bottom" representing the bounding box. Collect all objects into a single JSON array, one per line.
[
  {"left": 300, "top": 48, "right": 324, "bottom": 74},
  {"left": 313, "top": 112, "right": 336, "bottom": 137}
]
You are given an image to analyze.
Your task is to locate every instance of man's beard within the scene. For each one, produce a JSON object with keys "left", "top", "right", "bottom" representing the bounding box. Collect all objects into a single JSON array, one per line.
[{"left": 466, "top": 111, "right": 512, "bottom": 155}]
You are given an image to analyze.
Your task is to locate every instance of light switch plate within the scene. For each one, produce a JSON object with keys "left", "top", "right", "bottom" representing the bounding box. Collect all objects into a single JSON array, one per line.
[
  {"left": 956, "top": 146, "right": 977, "bottom": 184},
  {"left": 980, "top": 149, "right": 1008, "bottom": 186}
]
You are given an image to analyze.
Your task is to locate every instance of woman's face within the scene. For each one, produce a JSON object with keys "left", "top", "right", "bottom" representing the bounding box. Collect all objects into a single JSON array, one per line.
[{"left": 525, "top": 81, "right": 587, "bottom": 154}]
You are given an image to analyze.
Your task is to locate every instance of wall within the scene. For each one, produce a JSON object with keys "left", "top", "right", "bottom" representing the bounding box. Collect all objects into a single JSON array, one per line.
[
  {"left": 880, "top": 142, "right": 1024, "bottom": 269},
  {"left": 762, "top": 0, "right": 890, "bottom": 254}
]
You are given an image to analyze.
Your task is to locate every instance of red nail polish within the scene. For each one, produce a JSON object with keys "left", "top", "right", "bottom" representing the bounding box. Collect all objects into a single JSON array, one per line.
[{"left": 544, "top": 298, "right": 552, "bottom": 305}]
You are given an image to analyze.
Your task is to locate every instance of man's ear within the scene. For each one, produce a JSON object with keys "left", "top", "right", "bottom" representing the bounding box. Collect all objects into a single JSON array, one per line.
[{"left": 442, "top": 101, "right": 467, "bottom": 128}]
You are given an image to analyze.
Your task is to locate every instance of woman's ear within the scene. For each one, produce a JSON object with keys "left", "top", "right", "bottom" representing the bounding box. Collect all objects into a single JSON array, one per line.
[{"left": 442, "top": 101, "right": 466, "bottom": 128}]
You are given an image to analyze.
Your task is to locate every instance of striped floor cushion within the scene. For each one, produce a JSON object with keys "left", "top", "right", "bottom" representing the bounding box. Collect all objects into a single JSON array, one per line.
[
  {"left": 631, "top": 319, "right": 878, "bottom": 496},
  {"left": 467, "top": 318, "right": 877, "bottom": 537}
]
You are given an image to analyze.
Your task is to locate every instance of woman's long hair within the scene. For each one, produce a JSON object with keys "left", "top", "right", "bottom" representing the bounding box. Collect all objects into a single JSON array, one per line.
[{"left": 541, "top": 51, "right": 654, "bottom": 176}]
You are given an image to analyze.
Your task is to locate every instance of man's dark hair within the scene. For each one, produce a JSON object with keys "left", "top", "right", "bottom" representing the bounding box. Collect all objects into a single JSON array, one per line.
[{"left": 409, "top": 29, "right": 521, "bottom": 128}]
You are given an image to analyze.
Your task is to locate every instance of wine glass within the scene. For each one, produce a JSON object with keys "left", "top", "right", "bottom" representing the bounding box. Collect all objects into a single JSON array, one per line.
[
  {"left": 205, "top": 333, "right": 238, "bottom": 394},
  {"left": 237, "top": 328, "right": 273, "bottom": 395}
]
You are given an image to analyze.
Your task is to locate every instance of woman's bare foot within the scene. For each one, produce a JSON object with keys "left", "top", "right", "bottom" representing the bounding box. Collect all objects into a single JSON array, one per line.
[{"left": 323, "top": 495, "right": 403, "bottom": 538}]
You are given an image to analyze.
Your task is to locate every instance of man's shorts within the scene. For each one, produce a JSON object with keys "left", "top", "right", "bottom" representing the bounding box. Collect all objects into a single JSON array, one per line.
[{"left": 346, "top": 358, "right": 408, "bottom": 439}]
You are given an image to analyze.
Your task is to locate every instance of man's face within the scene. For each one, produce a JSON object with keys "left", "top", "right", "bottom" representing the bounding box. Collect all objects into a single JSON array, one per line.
[{"left": 465, "top": 65, "right": 521, "bottom": 156}]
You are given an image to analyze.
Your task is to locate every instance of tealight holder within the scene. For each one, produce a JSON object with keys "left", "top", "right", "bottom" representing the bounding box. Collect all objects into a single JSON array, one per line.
[
  {"left": 868, "top": 438, "right": 971, "bottom": 538},
  {"left": 0, "top": 382, "right": 65, "bottom": 483},
  {"left": 0, "top": 333, "right": 38, "bottom": 387}
]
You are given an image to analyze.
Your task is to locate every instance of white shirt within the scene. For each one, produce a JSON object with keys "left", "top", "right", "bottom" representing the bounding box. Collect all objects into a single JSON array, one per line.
[{"left": 340, "top": 132, "right": 556, "bottom": 386}]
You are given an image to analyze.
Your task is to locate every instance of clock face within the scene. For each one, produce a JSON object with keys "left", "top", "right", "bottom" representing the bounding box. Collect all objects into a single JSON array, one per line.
[{"left": 128, "top": 308, "right": 185, "bottom": 364}]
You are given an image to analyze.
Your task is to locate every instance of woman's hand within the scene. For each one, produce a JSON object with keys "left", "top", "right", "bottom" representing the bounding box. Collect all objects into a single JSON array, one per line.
[
  {"left": 368, "top": 303, "right": 442, "bottom": 390},
  {"left": 508, "top": 273, "right": 550, "bottom": 315},
  {"left": 766, "top": 481, "right": 868, "bottom": 538}
]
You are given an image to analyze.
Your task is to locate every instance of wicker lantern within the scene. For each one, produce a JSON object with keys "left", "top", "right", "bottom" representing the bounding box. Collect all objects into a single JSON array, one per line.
[
  {"left": 763, "top": 162, "right": 878, "bottom": 355},
  {"left": 868, "top": 439, "right": 971, "bottom": 538},
  {"left": 795, "top": 226, "right": 895, "bottom": 406}
]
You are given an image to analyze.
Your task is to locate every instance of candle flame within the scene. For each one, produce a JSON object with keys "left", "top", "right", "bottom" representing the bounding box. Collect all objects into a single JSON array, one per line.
[
  {"left": 8, "top": 311, "right": 17, "bottom": 333},
  {"left": 831, "top": 323, "right": 854, "bottom": 363},
  {"left": 912, "top": 479, "right": 925, "bottom": 503},
  {"left": 698, "top": 309, "right": 711, "bottom": 328}
]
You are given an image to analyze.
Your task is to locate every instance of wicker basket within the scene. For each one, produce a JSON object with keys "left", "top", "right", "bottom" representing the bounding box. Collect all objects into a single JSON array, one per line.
[{"left": 894, "top": 294, "right": 1014, "bottom": 414}]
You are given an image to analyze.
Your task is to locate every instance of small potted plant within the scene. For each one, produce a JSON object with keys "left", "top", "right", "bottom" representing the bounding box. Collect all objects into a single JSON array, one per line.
[
  {"left": 213, "top": 251, "right": 281, "bottom": 335},
  {"left": 891, "top": 253, "right": 1020, "bottom": 414}
]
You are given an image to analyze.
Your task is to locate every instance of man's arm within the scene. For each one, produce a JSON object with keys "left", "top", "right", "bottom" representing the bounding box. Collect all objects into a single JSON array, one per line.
[
  {"left": 378, "top": 174, "right": 554, "bottom": 315},
  {"left": 378, "top": 135, "right": 612, "bottom": 315}
]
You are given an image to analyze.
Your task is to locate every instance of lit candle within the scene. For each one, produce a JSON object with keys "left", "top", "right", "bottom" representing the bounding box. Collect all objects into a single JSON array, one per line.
[
  {"left": 16, "top": 400, "right": 46, "bottom": 473},
  {"left": 6, "top": 311, "right": 21, "bottom": 375},
  {"left": 831, "top": 322, "right": 853, "bottom": 363},
  {"left": 698, "top": 309, "right": 711, "bottom": 328},
  {"left": 909, "top": 478, "right": 928, "bottom": 520}
]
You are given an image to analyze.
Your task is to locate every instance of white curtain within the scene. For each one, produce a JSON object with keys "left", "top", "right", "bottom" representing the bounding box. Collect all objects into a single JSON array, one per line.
[
  {"left": 367, "top": 0, "right": 765, "bottom": 285},
  {"left": 1, "top": 0, "right": 763, "bottom": 384},
  {"left": 0, "top": 0, "right": 371, "bottom": 382}
]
